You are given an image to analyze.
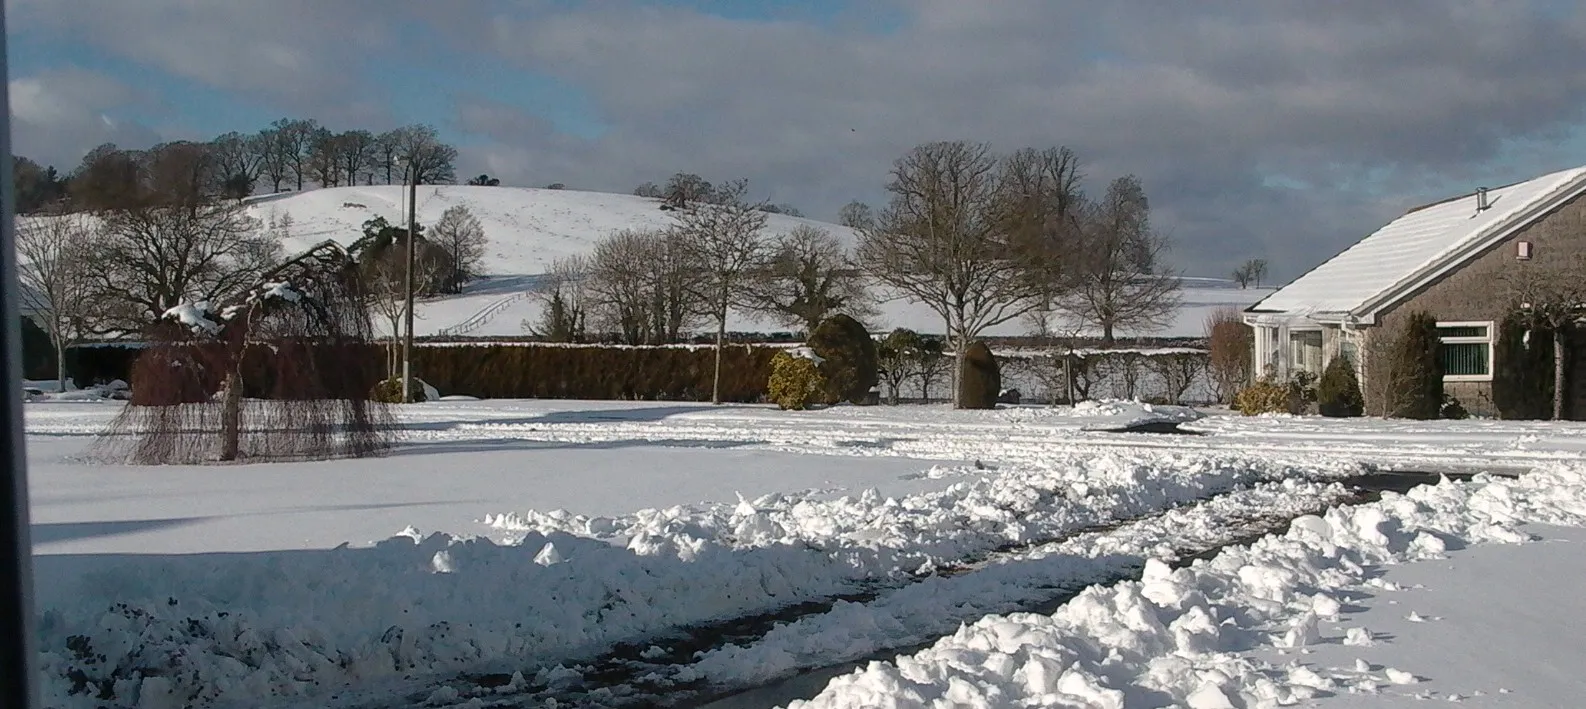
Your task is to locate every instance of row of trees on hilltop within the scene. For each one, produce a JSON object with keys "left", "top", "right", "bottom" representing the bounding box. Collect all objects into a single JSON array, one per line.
[
  {"left": 635, "top": 172, "right": 804, "bottom": 217},
  {"left": 13, "top": 120, "right": 458, "bottom": 214}
]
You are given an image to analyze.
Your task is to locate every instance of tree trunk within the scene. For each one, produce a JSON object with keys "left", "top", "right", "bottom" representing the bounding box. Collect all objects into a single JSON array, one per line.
[
  {"left": 1063, "top": 352, "right": 1073, "bottom": 406},
  {"left": 220, "top": 370, "right": 243, "bottom": 461},
  {"left": 713, "top": 314, "right": 726, "bottom": 405},
  {"left": 1102, "top": 322, "right": 1115, "bottom": 346},
  {"left": 1554, "top": 334, "right": 1567, "bottom": 421},
  {"left": 55, "top": 339, "right": 67, "bottom": 393},
  {"left": 952, "top": 333, "right": 969, "bottom": 410}
]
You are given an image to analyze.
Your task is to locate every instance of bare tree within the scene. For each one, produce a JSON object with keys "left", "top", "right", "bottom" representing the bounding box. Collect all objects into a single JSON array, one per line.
[
  {"left": 1061, "top": 175, "right": 1181, "bottom": 345},
  {"left": 838, "top": 200, "right": 874, "bottom": 231},
  {"left": 527, "top": 255, "right": 589, "bottom": 342},
  {"left": 857, "top": 141, "right": 1045, "bottom": 406},
  {"left": 741, "top": 225, "right": 873, "bottom": 333},
  {"left": 391, "top": 124, "right": 458, "bottom": 185},
  {"left": 85, "top": 201, "right": 282, "bottom": 330},
  {"left": 674, "top": 179, "right": 771, "bottom": 403},
  {"left": 268, "top": 118, "right": 320, "bottom": 191},
  {"left": 18, "top": 214, "right": 96, "bottom": 389},
  {"left": 307, "top": 127, "right": 340, "bottom": 187},
  {"left": 1503, "top": 253, "right": 1586, "bottom": 420},
  {"left": 1232, "top": 258, "right": 1269, "bottom": 289},
  {"left": 337, "top": 130, "right": 377, "bottom": 186},
  {"left": 374, "top": 130, "right": 402, "bottom": 184},
  {"left": 363, "top": 246, "right": 446, "bottom": 377},
  {"left": 256, "top": 126, "right": 291, "bottom": 193},
  {"left": 211, "top": 132, "right": 263, "bottom": 199},
  {"left": 585, "top": 228, "right": 703, "bottom": 344},
  {"left": 431, "top": 204, "right": 488, "bottom": 292}
]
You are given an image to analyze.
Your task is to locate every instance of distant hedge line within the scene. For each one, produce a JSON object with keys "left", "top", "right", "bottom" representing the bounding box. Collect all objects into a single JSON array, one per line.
[
  {"left": 412, "top": 343, "right": 779, "bottom": 401},
  {"left": 73, "top": 342, "right": 782, "bottom": 402}
]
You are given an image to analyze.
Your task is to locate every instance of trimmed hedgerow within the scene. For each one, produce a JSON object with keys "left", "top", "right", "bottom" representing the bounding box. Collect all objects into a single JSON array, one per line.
[{"left": 411, "top": 343, "right": 779, "bottom": 401}]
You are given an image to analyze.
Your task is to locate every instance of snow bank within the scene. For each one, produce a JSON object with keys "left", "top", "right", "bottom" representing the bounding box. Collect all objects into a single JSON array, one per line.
[
  {"left": 791, "top": 464, "right": 1586, "bottom": 708},
  {"left": 35, "top": 452, "right": 1335, "bottom": 708}
]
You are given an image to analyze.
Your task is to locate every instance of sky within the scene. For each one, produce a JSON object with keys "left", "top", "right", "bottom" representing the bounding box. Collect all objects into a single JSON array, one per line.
[{"left": 7, "top": 0, "right": 1586, "bottom": 280}]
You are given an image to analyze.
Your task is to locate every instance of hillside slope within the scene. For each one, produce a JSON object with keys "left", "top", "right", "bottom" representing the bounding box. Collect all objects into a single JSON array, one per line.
[
  {"left": 241, "top": 185, "right": 1265, "bottom": 339},
  {"left": 246, "top": 185, "right": 855, "bottom": 277}
]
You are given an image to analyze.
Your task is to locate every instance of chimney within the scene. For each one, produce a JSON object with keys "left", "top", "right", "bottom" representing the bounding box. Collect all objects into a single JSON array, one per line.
[{"left": 1476, "top": 186, "right": 1491, "bottom": 212}]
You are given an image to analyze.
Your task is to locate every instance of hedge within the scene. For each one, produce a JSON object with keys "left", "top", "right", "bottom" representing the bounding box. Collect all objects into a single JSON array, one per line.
[{"left": 411, "top": 343, "right": 780, "bottom": 401}]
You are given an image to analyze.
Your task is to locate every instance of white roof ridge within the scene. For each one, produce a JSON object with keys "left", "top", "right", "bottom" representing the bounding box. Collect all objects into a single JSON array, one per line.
[{"left": 1251, "top": 165, "right": 1586, "bottom": 319}]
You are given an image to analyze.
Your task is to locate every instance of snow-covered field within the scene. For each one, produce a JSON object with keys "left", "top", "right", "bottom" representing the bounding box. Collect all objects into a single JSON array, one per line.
[
  {"left": 244, "top": 185, "right": 1271, "bottom": 339},
  {"left": 25, "top": 398, "right": 1586, "bottom": 708}
]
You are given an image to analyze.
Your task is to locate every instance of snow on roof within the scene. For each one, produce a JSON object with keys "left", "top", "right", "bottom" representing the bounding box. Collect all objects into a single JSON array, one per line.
[{"left": 1252, "top": 166, "right": 1586, "bottom": 318}]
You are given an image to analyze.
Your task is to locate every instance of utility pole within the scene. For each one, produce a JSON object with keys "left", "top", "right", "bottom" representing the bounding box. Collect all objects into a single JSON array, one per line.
[
  {"left": 401, "top": 163, "right": 417, "bottom": 402},
  {"left": 0, "top": 5, "right": 43, "bottom": 706}
]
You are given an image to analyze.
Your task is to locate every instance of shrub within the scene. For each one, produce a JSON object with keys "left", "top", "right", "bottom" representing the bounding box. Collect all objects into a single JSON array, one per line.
[
  {"left": 957, "top": 340, "right": 1001, "bottom": 409},
  {"left": 1441, "top": 394, "right": 1469, "bottom": 420},
  {"left": 1394, "top": 312, "right": 1444, "bottom": 419},
  {"left": 1234, "top": 376, "right": 1294, "bottom": 415},
  {"left": 767, "top": 351, "right": 826, "bottom": 410},
  {"left": 1315, "top": 355, "right": 1364, "bottom": 417},
  {"left": 371, "top": 377, "right": 429, "bottom": 403},
  {"left": 807, "top": 314, "right": 878, "bottom": 405},
  {"left": 1493, "top": 312, "right": 1555, "bottom": 420},
  {"left": 876, "top": 328, "right": 922, "bottom": 405},
  {"left": 1206, "top": 307, "right": 1254, "bottom": 404}
]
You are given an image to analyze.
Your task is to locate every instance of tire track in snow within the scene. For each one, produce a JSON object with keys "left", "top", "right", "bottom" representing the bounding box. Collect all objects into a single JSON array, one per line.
[{"left": 378, "top": 473, "right": 1412, "bottom": 708}]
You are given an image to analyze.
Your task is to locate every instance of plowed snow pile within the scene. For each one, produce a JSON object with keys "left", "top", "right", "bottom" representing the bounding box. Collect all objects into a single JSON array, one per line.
[{"left": 791, "top": 464, "right": 1586, "bottom": 708}]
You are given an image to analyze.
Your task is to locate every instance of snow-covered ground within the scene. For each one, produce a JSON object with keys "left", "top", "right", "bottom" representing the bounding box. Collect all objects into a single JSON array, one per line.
[
  {"left": 25, "top": 398, "right": 1586, "bottom": 708},
  {"left": 242, "top": 185, "right": 1271, "bottom": 339}
]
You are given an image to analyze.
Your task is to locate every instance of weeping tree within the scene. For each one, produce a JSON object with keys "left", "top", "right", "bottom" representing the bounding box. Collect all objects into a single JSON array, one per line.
[{"left": 95, "top": 241, "right": 392, "bottom": 463}]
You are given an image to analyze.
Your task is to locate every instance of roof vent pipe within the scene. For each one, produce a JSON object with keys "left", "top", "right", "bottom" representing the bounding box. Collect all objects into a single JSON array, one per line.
[{"left": 1476, "top": 186, "right": 1491, "bottom": 212}]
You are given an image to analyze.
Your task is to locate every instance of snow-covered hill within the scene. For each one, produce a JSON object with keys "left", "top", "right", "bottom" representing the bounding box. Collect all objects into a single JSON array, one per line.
[{"left": 246, "top": 185, "right": 1269, "bottom": 339}]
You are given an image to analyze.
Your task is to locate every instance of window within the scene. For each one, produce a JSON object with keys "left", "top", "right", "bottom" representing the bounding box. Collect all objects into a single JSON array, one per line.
[
  {"left": 1289, "top": 330, "right": 1322, "bottom": 374},
  {"left": 1437, "top": 321, "right": 1493, "bottom": 381}
]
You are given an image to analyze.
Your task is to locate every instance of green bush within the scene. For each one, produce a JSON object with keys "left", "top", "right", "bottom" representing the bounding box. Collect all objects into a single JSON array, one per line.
[
  {"left": 370, "top": 377, "right": 428, "bottom": 403},
  {"left": 957, "top": 340, "right": 1001, "bottom": 410},
  {"left": 807, "top": 314, "right": 878, "bottom": 404},
  {"left": 767, "top": 351, "right": 827, "bottom": 410},
  {"left": 1394, "top": 311, "right": 1444, "bottom": 420},
  {"left": 1493, "top": 312, "right": 1556, "bottom": 420},
  {"left": 1316, "top": 356, "right": 1364, "bottom": 417}
]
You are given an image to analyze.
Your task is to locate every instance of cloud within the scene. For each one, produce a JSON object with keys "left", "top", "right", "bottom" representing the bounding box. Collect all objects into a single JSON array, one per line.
[
  {"left": 449, "top": 0, "right": 1586, "bottom": 278},
  {"left": 11, "top": 0, "right": 1586, "bottom": 279},
  {"left": 8, "top": 67, "right": 162, "bottom": 168}
]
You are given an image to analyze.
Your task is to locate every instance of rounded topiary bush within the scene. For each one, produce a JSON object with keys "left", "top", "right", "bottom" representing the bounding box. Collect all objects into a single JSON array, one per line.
[
  {"left": 1316, "top": 355, "right": 1364, "bottom": 417},
  {"left": 370, "top": 377, "right": 430, "bottom": 403},
  {"left": 768, "top": 351, "right": 826, "bottom": 410},
  {"left": 807, "top": 314, "right": 878, "bottom": 405},
  {"left": 957, "top": 340, "right": 1001, "bottom": 410}
]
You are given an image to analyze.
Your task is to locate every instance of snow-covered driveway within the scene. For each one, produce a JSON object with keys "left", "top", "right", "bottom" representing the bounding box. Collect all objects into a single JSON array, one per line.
[{"left": 24, "top": 399, "right": 1586, "bottom": 708}]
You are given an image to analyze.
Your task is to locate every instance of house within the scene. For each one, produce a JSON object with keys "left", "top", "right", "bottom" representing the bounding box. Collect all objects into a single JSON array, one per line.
[{"left": 1244, "top": 164, "right": 1586, "bottom": 418}]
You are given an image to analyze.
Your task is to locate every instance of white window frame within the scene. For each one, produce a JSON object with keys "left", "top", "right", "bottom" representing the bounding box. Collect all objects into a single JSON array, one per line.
[{"left": 1437, "top": 320, "right": 1494, "bottom": 382}]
